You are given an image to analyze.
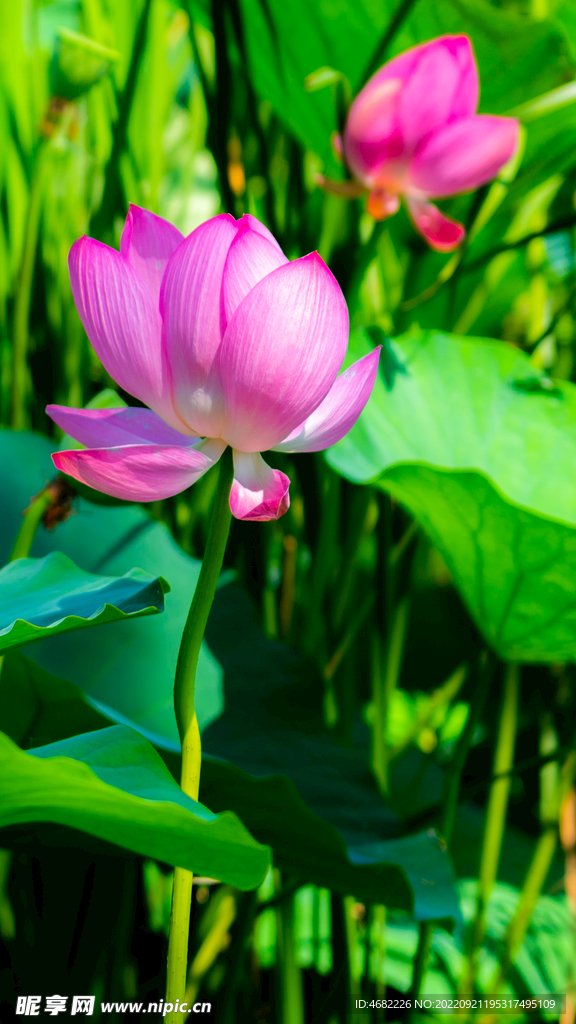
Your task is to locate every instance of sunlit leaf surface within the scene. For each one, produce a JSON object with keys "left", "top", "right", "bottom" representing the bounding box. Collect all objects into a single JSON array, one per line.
[
  {"left": 0, "top": 725, "right": 270, "bottom": 890},
  {"left": 0, "top": 552, "right": 168, "bottom": 654},
  {"left": 328, "top": 331, "right": 576, "bottom": 660}
]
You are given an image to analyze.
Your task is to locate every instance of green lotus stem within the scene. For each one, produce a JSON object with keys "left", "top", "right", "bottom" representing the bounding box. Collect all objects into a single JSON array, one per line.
[
  {"left": 372, "top": 596, "right": 409, "bottom": 794},
  {"left": 11, "top": 145, "right": 49, "bottom": 430},
  {"left": 407, "top": 920, "right": 434, "bottom": 1019},
  {"left": 304, "top": 460, "right": 340, "bottom": 658},
  {"left": 332, "top": 487, "right": 374, "bottom": 631},
  {"left": 278, "top": 892, "right": 305, "bottom": 1024},
  {"left": 441, "top": 651, "right": 494, "bottom": 847},
  {"left": 184, "top": 889, "right": 237, "bottom": 1005},
  {"left": 460, "top": 662, "right": 519, "bottom": 995},
  {"left": 165, "top": 448, "right": 233, "bottom": 1021},
  {"left": 406, "top": 654, "right": 493, "bottom": 1020},
  {"left": 490, "top": 825, "right": 557, "bottom": 992},
  {"left": 489, "top": 731, "right": 576, "bottom": 992},
  {"left": 10, "top": 489, "right": 52, "bottom": 562}
]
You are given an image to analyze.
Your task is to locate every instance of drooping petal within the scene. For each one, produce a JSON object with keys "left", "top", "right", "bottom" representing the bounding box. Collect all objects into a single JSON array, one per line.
[
  {"left": 343, "top": 35, "right": 478, "bottom": 187},
  {"left": 273, "top": 348, "right": 381, "bottom": 453},
  {"left": 230, "top": 451, "right": 290, "bottom": 521},
  {"left": 47, "top": 404, "right": 195, "bottom": 449},
  {"left": 405, "top": 196, "right": 465, "bottom": 252},
  {"left": 409, "top": 115, "right": 520, "bottom": 198},
  {"left": 219, "top": 252, "right": 349, "bottom": 452},
  {"left": 221, "top": 221, "right": 288, "bottom": 331},
  {"left": 120, "top": 204, "right": 184, "bottom": 305},
  {"left": 69, "top": 237, "right": 182, "bottom": 431},
  {"left": 160, "top": 213, "right": 239, "bottom": 436},
  {"left": 366, "top": 189, "right": 400, "bottom": 220},
  {"left": 52, "top": 439, "right": 226, "bottom": 502}
]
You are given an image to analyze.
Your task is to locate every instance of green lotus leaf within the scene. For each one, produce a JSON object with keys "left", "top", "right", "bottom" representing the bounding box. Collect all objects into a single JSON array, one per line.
[
  {"left": 0, "top": 429, "right": 223, "bottom": 751},
  {"left": 0, "top": 552, "right": 168, "bottom": 654},
  {"left": 0, "top": 725, "right": 270, "bottom": 890},
  {"left": 327, "top": 331, "right": 576, "bottom": 662}
]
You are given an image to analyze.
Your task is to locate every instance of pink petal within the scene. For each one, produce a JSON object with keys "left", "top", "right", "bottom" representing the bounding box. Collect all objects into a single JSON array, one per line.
[
  {"left": 160, "top": 213, "right": 239, "bottom": 436},
  {"left": 219, "top": 253, "right": 349, "bottom": 452},
  {"left": 230, "top": 451, "right": 290, "bottom": 521},
  {"left": 221, "top": 220, "right": 288, "bottom": 331},
  {"left": 241, "top": 214, "right": 284, "bottom": 254},
  {"left": 405, "top": 197, "right": 465, "bottom": 252},
  {"left": 120, "top": 204, "right": 184, "bottom": 306},
  {"left": 409, "top": 115, "right": 520, "bottom": 198},
  {"left": 344, "top": 76, "right": 405, "bottom": 187},
  {"left": 344, "top": 35, "right": 478, "bottom": 187},
  {"left": 396, "top": 36, "right": 478, "bottom": 150},
  {"left": 52, "top": 439, "right": 226, "bottom": 502},
  {"left": 47, "top": 404, "right": 195, "bottom": 449},
  {"left": 273, "top": 348, "right": 381, "bottom": 453},
  {"left": 69, "top": 237, "right": 182, "bottom": 431}
]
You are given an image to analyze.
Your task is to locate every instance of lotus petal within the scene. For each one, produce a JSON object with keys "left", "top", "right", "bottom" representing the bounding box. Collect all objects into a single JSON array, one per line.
[
  {"left": 219, "top": 253, "right": 349, "bottom": 452},
  {"left": 274, "top": 349, "right": 381, "bottom": 452},
  {"left": 53, "top": 440, "right": 226, "bottom": 502},
  {"left": 230, "top": 451, "right": 290, "bottom": 521}
]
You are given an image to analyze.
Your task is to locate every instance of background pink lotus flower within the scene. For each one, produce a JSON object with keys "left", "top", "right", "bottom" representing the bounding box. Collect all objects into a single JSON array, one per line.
[
  {"left": 48, "top": 206, "right": 380, "bottom": 522},
  {"left": 326, "top": 35, "right": 519, "bottom": 252}
]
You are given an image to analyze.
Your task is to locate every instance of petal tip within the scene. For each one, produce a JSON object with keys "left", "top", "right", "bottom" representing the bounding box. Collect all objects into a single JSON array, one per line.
[
  {"left": 230, "top": 453, "right": 291, "bottom": 521},
  {"left": 235, "top": 483, "right": 291, "bottom": 522}
]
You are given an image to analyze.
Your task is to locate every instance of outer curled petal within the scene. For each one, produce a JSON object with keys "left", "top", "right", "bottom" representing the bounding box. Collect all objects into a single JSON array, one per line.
[
  {"left": 409, "top": 115, "right": 520, "bottom": 198},
  {"left": 47, "top": 404, "right": 195, "bottom": 449},
  {"left": 69, "top": 237, "right": 182, "bottom": 431},
  {"left": 230, "top": 451, "right": 290, "bottom": 521},
  {"left": 221, "top": 221, "right": 288, "bottom": 331},
  {"left": 120, "top": 204, "right": 184, "bottom": 305},
  {"left": 160, "top": 213, "right": 238, "bottom": 436},
  {"left": 219, "top": 253, "right": 349, "bottom": 452},
  {"left": 52, "top": 439, "right": 226, "bottom": 503},
  {"left": 273, "top": 348, "right": 381, "bottom": 453},
  {"left": 405, "top": 197, "right": 465, "bottom": 252}
]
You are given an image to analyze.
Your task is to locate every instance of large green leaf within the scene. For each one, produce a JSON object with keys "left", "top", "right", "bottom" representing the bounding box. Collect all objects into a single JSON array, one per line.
[
  {"left": 0, "top": 552, "right": 168, "bottom": 654},
  {"left": 0, "top": 650, "right": 111, "bottom": 750},
  {"left": 0, "top": 725, "right": 269, "bottom": 889},
  {"left": 0, "top": 430, "right": 223, "bottom": 751},
  {"left": 327, "top": 331, "right": 576, "bottom": 662},
  {"left": 199, "top": 582, "right": 460, "bottom": 922}
]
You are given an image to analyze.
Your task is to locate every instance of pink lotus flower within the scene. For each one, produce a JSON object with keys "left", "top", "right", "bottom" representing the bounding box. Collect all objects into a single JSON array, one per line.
[
  {"left": 323, "top": 35, "right": 519, "bottom": 252},
  {"left": 47, "top": 207, "right": 380, "bottom": 521}
]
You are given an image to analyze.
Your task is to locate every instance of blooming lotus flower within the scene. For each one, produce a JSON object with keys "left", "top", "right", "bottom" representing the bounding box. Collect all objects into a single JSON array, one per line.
[
  {"left": 47, "top": 206, "right": 380, "bottom": 521},
  {"left": 322, "top": 35, "right": 519, "bottom": 252}
]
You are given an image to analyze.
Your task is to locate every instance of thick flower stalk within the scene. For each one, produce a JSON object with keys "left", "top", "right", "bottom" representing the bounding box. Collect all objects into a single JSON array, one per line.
[
  {"left": 47, "top": 206, "right": 380, "bottom": 519},
  {"left": 321, "top": 34, "right": 520, "bottom": 252}
]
